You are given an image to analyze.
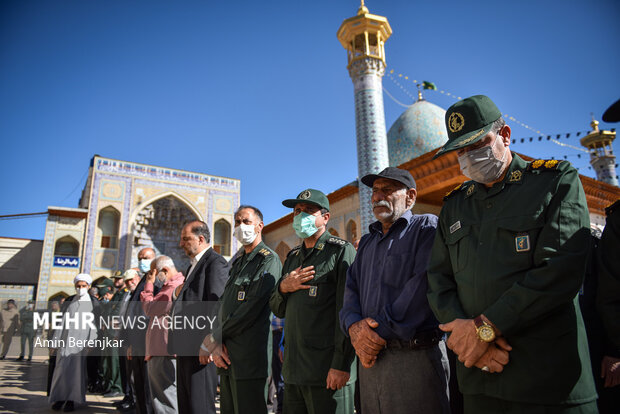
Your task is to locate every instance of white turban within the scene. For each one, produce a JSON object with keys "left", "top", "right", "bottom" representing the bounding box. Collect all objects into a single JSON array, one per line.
[{"left": 73, "top": 273, "right": 92, "bottom": 286}]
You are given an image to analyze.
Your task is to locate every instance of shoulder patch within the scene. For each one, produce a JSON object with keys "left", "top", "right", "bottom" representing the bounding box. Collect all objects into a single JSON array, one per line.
[
  {"left": 327, "top": 237, "right": 347, "bottom": 246},
  {"left": 258, "top": 248, "right": 271, "bottom": 257},
  {"left": 286, "top": 245, "right": 301, "bottom": 257},
  {"left": 528, "top": 159, "right": 563, "bottom": 171},
  {"left": 444, "top": 183, "right": 464, "bottom": 200}
]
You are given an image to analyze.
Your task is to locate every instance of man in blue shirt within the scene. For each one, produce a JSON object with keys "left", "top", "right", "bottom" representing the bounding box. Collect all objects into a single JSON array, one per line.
[{"left": 340, "top": 167, "right": 450, "bottom": 414}]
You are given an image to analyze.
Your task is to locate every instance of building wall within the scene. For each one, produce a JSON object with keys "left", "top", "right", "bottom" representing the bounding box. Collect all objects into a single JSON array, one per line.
[
  {"left": 0, "top": 237, "right": 43, "bottom": 304},
  {"left": 80, "top": 157, "right": 240, "bottom": 280},
  {"left": 35, "top": 214, "right": 87, "bottom": 302}
]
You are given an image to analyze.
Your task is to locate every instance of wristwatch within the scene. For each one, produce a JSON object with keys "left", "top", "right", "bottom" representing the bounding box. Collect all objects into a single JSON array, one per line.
[{"left": 474, "top": 316, "right": 496, "bottom": 342}]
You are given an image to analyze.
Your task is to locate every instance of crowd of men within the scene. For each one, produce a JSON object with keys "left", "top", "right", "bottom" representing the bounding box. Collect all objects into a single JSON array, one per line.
[{"left": 4, "top": 94, "right": 618, "bottom": 414}]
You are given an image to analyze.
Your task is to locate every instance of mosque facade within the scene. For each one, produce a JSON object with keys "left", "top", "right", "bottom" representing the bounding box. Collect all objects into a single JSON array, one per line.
[{"left": 34, "top": 155, "right": 240, "bottom": 302}]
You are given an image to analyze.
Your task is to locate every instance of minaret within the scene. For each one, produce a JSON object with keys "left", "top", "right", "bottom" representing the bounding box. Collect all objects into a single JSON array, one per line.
[
  {"left": 337, "top": 1, "right": 392, "bottom": 234},
  {"left": 580, "top": 117, "right": 619, "bottom": 187}
]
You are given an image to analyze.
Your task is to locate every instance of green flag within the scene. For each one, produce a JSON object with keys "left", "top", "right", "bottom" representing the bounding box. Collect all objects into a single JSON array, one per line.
[{"left": 422, "top": 81, "right": 437, "bottom": 90}]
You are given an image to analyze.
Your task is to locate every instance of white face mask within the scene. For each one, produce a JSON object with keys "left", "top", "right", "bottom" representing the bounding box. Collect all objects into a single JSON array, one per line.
[
  {"left": 76, "top": 287, "right": 89, "bottom": 297},
  {"left": 234, "top": 223, "right": 258, "bottom": 246},
  {"left": 457, "top": 134, "right": 508, "bottom": 184}
]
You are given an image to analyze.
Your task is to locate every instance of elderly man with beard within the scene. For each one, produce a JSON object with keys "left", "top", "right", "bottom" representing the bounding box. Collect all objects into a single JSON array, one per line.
[{"left": 340, "top": 167, "right": 451, "bottom": 414}]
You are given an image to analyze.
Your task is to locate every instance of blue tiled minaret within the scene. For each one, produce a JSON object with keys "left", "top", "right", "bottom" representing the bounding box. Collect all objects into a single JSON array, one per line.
[{"left": 338, "top": 1, "right": 392, "bottom": 234}]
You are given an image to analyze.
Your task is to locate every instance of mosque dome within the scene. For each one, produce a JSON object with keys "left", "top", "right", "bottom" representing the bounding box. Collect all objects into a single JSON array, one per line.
[{"left": 387, "top": 98, "right": 449, "bottom": 167}]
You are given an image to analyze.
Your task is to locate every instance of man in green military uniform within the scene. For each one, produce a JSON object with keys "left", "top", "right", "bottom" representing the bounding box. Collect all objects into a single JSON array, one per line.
[
  {"left": 18, "top": 301, "right": 35, "bottom": 361},
  {"left": 427, "top": 95, "right": 597, "bottom": 413},
  {"left": 270, "top": 189, "right": 357, "bottom": 414},
  {"left": 110, "top": 271, "right": 134, "bottom": 406},
  {"left": 99, "top": 284, "right": 123, "bottom": 397},
  {"left": 199, "top": 205, "right": 281, "bottom": 414}
]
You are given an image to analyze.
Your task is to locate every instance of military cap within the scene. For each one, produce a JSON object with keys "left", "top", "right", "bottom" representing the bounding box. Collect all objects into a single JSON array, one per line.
[
  {"left": 602, "top": 98, "right": 620, "bottom": 123},
  {"left": 96, "top": 277, "right": 114, "bottom": 288},
  {"left": 282, "top": 189, "right": 330, "bottom": 211},
  {"left": 434, "top": 94, "right": 502, "bottom": 158},
  {"left": 123, "top": 268, "right": 139, "bottom": 281},
  {"left": 111, "top": 270, "right": 124, "bottom": 279},
  {"left": 98, "top": 286, "right": 112, "bottom": 297},
  {"left": 361, "top": 166, "right": 416, "bottom": 189}
]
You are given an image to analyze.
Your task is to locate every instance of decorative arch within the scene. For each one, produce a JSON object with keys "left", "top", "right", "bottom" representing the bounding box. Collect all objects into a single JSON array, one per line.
[
  {"left": 129, "top": 193, "right": 201, "bottom": 271},
  {"left": 54, "top": 235, "right": 80, "bottom": 257},
  {"left": 346, "top": 219, "right": 358, "bottom": 243},
  {"left": 213, "top": 219, "right": 231, "bottom": 257},
  {"left": 98, "top": 206, "right": 120, "bottom": 248},
  {"left": 49, "top": 291, "right": 69, "bottom": 302},
  {"left": 275, "top": 241, "right": 291, "bottom": 265}
]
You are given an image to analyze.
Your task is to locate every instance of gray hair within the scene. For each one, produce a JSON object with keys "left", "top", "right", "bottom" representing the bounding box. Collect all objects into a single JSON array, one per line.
[
  {"left": 153, "top": 255, "right": 176, "bottom": 273},
  {"left": 492, "top": 117, "right": 506, "bottom": 135},
  {"left": 184, "top": 220, "right": 211, "bottom": 244}
]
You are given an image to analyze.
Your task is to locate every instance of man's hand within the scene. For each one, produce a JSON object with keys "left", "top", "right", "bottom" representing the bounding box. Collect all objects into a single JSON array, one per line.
[
  {"left": 348, "top": 318, "right": 386, "bottom": 369},
  {"left": 145, "top": 269, "right": 156, "bottom": 284},
  {"left": 212, "top": 344, "right": 231, "bottom": 369},
  {"left": 440, "top": 318, "right": 489, "bottom": 367},
  {"left": 601, "top": 355, "right": 620, "bottom": 388},
  {"left": 326, "top": 368, "right": 350, "bottom": 390},
  {"left": 279, "top": 266, "right": 315, "bottom": 294},
  {"left": 198, "top": 344, "right": 210, "bottom": 365},
  {"left": 474, "top": 338, "right": 512, "bottom": 373}
]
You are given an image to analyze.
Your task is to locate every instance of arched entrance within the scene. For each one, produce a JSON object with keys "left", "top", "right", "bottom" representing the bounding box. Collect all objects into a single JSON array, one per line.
[{"left": 131, "top": 195, "right": 199, "bottom": 272}]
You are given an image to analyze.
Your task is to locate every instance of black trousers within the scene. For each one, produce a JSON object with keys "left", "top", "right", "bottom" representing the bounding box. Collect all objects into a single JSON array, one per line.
[
  {"left": 118, "top": 355, "right": 132, "bottom": 399},
  {"left": 176, "top": 356, "right": 217, "bottom": 414},
  {"left": 127, "top": 355, "right": 152, "bottom": 414}
]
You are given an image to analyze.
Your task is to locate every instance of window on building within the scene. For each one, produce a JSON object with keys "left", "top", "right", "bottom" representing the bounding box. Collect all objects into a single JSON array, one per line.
[
  {"left": 98, "top": 207, "right": 120, "bottom": 249},
  {"left": 346, "top": 219, "right": 358, "bottom": 243},
  {"left": 54, "top": 236, "right": 79, "bottom": 257},
  {"left": 213, "top": 219, "right": 231, "bottom": 256}
]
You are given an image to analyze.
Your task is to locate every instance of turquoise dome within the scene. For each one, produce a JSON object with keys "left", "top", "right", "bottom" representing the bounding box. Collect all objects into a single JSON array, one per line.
[{"left": 387, "top": 99, "right": 449, "bottom": 167}]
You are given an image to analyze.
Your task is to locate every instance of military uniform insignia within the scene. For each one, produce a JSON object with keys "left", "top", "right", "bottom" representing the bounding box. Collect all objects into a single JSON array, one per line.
[
  {"left": 466, "top": 184, "right": 475, "bottom": 197},
  {"left": 449, "top": 221, "right": 461, "bottom": 234},
  {"left": 448, "top": 112, "right": 465, "bottom": 133},
  {"left": 309, "top": 286, "right": 318, "bottom": 297},
  {"left": 299, "top": 190, "right": 311, "bottom": 199},
  {"left": 444, "top": 183, "right": 463, "bottom": 199},
  {"left": 237, "top": 291, "right": 246, "bottom": 301},
  {"left": 544, "top": 160, "right": 559, "bottom": 169},
  {"left": 258, "top": 248, "right": 271, "bottom": 256},
  {"left": 515, "top": 234, "right": 530, "bottom": 252},
  {"left": 531, "top": 159, "right": 545, "bottom": 170},
  {"left": 327, "top": 237, "right": 346, "bottom": 246},
  {"left": 508, "top": 170, "right": 523, "bottom": 183},
  {"left": 316, "top": 243, "right": 325, "bottom": 250}
]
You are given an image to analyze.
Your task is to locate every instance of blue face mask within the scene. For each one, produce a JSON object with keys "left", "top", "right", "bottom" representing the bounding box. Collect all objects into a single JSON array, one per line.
[
  {"left": 139, "top": 259, "right": 152, "bottom": 273},
  {"left": 293, "top": 212, "right": 319, "bottom": 239}
]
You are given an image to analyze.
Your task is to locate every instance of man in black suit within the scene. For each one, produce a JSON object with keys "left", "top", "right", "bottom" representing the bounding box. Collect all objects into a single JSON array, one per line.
[
  {"left": 169, "top": 220, "right": 229, "bottom": 414},
  {"left": 124, "top": 247, "right": 156, "bottom": 414}
]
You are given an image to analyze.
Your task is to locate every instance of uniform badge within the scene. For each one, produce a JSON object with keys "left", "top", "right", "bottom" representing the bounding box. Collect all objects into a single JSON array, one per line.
[
  {"left": 466, "top": 185, "right": 475, "bottom": 197},
  {"left": 237, "top": 291, "right": 246, "bottom": 301},
  {"left": 515, "top": 234, "right": 530, "bottom": 252},
  {"left": 316, "top": 243, "right": 324, "bottom": 250},
  {"left": 449, "top": 221, "right": 461, "bottom": 234},
  {"left": 508, "top": 170, "right": 523, "bottom": 183},
  {"left": 309, "top": 286, "right": 318, "bottom": 297},
  {"left": 299, "top": 190, "right": 311, "bottom": 199},
  {"left": 448, "top": 112, "right": 465, "bottom": 132}
]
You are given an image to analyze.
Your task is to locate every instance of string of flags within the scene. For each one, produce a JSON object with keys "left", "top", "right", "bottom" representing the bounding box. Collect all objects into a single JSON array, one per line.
[{"left": 384, "top": 68, "right": 594, "bottom": 154}]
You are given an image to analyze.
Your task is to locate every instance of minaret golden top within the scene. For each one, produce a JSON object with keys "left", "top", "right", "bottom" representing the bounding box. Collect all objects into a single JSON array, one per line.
[
  {"left": 580, "top": 116, "right": 615, "bottom": 149},
  {"left": 337, "top": 1, "right": 392, "bottom": 68}
]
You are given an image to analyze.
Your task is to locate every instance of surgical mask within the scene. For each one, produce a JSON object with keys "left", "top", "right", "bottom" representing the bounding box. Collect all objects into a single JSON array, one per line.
[
  {"left": 139, "top": 259, "right": 152, "bottom": 273},
  {"left": 76, "top": 287, "right": 89, "bottom": 297},
  {"left": 457, "top": 134, "right": 508, "bottom": 184},
  {"left": 234, "top": 224, "right": 258, "bottom": 245},
  {"left": 156, "top": 272, "right": 167, "bottom": 285},
  {"left": 293, "top": 212, "right": 320, "bottom": 239}
]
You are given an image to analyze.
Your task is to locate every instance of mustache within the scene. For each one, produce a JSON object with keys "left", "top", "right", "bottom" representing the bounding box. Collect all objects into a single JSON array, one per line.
[{"left": 372, "top": 200, "right": 392, "bottom": 210}]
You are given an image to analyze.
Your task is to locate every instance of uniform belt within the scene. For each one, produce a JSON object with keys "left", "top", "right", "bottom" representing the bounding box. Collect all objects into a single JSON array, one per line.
[{"left": 385, "top": 330, "right": 442, "bottom": 350}]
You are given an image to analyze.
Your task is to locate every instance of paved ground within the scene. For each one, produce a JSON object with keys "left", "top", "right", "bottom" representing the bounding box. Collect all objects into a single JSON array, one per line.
[{"left": 0, "top": 356, "right": 124, "bottom": 413}]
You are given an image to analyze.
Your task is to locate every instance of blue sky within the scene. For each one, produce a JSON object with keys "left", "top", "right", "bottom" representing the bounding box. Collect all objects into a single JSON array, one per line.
[{"left": 1, "top": 0, "right": 619, "bottom": 240}]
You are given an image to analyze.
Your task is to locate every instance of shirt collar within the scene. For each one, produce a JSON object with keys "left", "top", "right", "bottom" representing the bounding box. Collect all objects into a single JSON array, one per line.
[
  {"left": 190, "top": 246, "right": 209, "bottom": 266},
  {"left": 369, "top": 209, "right": 413, "bottom": 235}
]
